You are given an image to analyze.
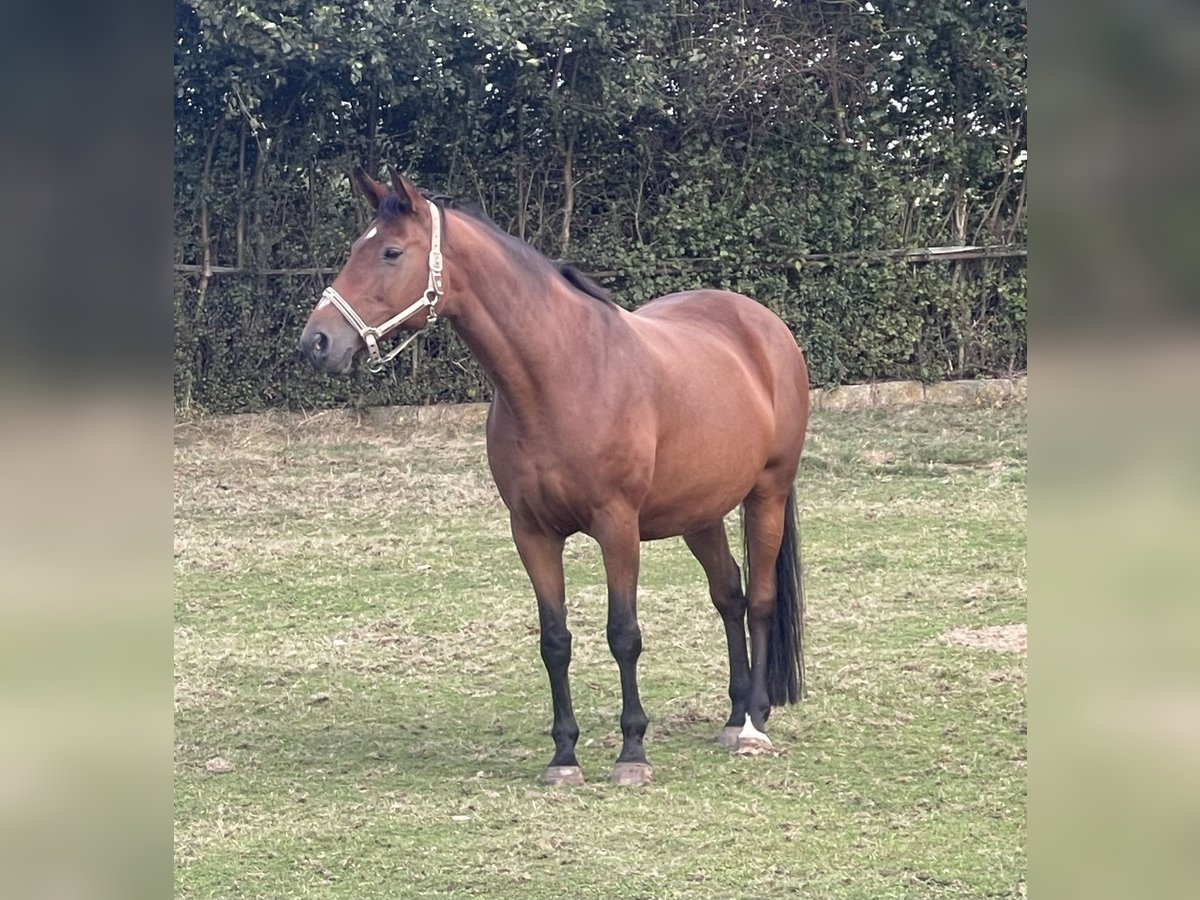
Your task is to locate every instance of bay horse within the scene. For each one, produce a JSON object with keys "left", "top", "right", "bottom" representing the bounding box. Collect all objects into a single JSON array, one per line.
[{"left": 300, "top": 169, "right": 810, "bottom": 786}]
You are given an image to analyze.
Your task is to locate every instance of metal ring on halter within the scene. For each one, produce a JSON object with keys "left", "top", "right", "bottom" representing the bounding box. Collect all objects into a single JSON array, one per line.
[{"left": 318, "top": 200, "right": 445, "bottom": 373}]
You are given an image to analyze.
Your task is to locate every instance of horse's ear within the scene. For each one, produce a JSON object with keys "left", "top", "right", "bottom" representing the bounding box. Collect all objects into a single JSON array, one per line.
[
  {"left": 352, "top": 166, "right": 389, "bottom": 211},
  {"left": 389, "top": 170, "right": 423, "bottom": 215}
]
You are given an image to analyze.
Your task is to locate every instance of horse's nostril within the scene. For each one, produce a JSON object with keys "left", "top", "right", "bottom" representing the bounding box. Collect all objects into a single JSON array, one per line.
[
  {"left": 304, "top": 331, "right": 328, "bottom": 360},
  {"left": 302, "top": 329, "right": 331, "bottom": 365}
]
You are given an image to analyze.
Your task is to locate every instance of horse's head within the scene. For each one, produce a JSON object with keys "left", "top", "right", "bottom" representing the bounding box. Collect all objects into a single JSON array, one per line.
[{"left": 300, "top": 169, "right": 444, "bottom": 374}]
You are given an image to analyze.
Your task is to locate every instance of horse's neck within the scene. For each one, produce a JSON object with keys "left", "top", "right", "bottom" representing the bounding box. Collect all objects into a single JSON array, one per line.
[{"left": 442, "top": 218, "right": 615, "bottom": 421}]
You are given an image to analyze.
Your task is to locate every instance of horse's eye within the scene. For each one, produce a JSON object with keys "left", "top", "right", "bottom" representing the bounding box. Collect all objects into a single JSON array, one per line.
[{"left": 384, "top": 247, "right": 402, "bottom": 260}]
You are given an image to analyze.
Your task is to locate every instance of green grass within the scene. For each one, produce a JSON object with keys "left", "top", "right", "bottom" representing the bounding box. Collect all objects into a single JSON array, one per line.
[{"left": 175, "top": 402, "right": 1026, "bottom": 899}]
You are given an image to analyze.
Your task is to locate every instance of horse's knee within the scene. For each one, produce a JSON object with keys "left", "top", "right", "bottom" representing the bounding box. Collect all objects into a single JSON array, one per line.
[
  {"left": 540, "top": 626, "right": 572, "bottom": 672},
  {"left": 606, "top": 619, "right": 642, "bottom": 662}
]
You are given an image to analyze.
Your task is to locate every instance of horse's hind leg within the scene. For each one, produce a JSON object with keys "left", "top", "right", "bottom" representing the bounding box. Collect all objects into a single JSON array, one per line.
[
  {"left": 741, "top": 490, "right": 790, "bottom": 743},
  {"left": 683, "top": 522, "right": 750, "bottom": 749}
]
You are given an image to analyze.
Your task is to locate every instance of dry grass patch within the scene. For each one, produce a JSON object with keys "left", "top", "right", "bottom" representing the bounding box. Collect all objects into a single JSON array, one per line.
[
  {"left": 175, "top": 401, "right": 1026, "bottom": 900},
  {"left": 942, "top": 623, "right": 1027, "bottom": 654}
]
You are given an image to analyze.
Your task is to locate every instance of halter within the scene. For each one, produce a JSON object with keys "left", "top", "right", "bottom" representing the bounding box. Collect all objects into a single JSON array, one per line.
[{"left": 319, "top": 199, "right": 445, "bottom": 373}]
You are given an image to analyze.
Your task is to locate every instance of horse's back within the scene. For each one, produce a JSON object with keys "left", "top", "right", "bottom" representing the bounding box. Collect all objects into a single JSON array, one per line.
[
  {"left": 633, "top": 288, "right": 781, "bottom": 330},
  {"left": 631, "top": 289, "right": 808, "bottom": 407}
]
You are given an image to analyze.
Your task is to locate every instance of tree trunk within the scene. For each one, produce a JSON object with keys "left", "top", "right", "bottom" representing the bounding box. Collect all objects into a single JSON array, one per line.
[
  {"left": 195, "top": 119, "right": 223, "bottom": 316},
  {"left": 184, "top": 117, "right": 224, "bottom": 412},
  {"left": 236, "top": 120, "right": 246, "bottom": 269},
  {"left": 516, "top": 93, "right": 527, "bottom": 241},
  {"left": 558, "top": 56, "right": 580, "bottom": 258},
  {"left": 559, "top": 132, "right": 575, "bottom": 258},
  {"left": 366, "top": 85, "right": 379, "bottom": 176},
  {"left": 827, "top": 30, "right": 849, "bottom": 143},
  {"left": 252, "top": 138, "right": 270, "bottom": 272}
]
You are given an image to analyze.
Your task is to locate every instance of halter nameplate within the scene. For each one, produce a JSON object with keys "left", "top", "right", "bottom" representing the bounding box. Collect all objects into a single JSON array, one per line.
[{"left": 318, "top": 200, "right": 445, "bottom": 373}]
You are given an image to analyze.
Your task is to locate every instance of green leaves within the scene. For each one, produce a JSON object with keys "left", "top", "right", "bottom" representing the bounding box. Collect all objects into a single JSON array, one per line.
[{"left": 174, "top": 0, "right": 1026, "bottom": 413}]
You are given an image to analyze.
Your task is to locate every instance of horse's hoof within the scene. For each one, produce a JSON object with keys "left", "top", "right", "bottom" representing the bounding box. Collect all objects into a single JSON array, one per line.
[
  {"left": 716, "top": 726, "right": 742, "bottom": 750},
  {"left": 735, "top": 735, "right": 774, "bottom": 756},
  {"left": 541, "top": 765, "right": 585, "bottom": 786},
  {"left": 611, "top": 762, "right": 654, "bottom": 786},
  {"left": 734, "top": 714, "right": 775, "bottom": 756}
]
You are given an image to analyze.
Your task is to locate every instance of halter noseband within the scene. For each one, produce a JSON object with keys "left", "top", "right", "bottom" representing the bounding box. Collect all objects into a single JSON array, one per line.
[{"left": 318, "top": 199, "right": 445, "bottom": 373}]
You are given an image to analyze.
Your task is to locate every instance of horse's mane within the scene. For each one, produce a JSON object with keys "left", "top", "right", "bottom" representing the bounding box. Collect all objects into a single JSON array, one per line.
[
  {"left": 378, "top": 188, "right": 615, "bottom": 306},
  {"left": 558, "top": 265, "right": 614, "bottom": 304}
]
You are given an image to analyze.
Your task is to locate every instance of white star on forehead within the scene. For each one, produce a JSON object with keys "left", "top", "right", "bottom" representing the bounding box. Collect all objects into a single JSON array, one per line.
[{"left": 363, "top": 225, "right": 378, "bottom": 240}]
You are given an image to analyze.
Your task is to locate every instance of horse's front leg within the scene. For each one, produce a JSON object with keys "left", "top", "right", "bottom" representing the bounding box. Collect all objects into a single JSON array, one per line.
[
  {"left": 596, "top": 514, "right": 652, "bottom": 785},
  {"left": 512, "top": 522, "right": 583, "bottom": 785}
]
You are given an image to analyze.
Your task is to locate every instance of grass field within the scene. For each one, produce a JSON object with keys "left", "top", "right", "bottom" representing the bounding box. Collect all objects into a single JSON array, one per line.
[{"left": 174, "top": 400, "right": 1026, "bottom": 899}]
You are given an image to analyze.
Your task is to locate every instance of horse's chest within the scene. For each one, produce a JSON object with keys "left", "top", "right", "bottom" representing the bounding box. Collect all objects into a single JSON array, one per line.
[
  {"left": 484, "top": 424, "right": 649, "bottom": 534},
  {"left": 487, "top": 451, "right": 587, "bottom": 533}
]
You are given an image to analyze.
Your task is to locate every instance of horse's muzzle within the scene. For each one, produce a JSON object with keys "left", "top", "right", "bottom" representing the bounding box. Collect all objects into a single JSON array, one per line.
[{"left": 300, "top": 320, "right": 357, "bottom": 374}]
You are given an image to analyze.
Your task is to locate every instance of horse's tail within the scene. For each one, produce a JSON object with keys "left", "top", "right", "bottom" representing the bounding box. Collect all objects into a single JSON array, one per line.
[{"left": 766, "top": 487, "right": 805, "bottom": 705}]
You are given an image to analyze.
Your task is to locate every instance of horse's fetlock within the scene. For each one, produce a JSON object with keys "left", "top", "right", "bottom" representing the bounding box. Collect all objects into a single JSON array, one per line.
[
  {"left": 552, "top": 720, "right": 580, "bottom": 745},
  {"left": 622, "top": 709, "right": 649, "bottom": 737}
]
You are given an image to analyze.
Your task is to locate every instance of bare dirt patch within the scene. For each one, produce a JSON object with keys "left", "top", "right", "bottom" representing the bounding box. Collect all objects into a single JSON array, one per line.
[
  {"left": 860, "top": 449, "right": 898, "bottom": 466},
  {"left": 942, "top": 623, "right": 1027, "bottom": 654}
]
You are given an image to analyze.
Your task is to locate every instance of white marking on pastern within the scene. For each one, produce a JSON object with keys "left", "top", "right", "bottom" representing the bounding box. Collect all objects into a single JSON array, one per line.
[{"left": 738, "top": 713, "right": 772, "bottom": 747}]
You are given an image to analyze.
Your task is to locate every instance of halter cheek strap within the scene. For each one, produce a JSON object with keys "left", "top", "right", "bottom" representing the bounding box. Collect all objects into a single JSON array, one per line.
[{"left": 319, "top": 199, "right": 445, "bottom": 374}]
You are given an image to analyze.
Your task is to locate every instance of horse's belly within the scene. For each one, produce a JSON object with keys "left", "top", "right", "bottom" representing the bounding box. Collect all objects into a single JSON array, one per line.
[
  {"left": 633, "top": 371, "right": 801, "bottom": 539},
  {"left": 636, "top": 444, "right": 764, "bottom": 539},
  {"left": 636, "top": 489, "right": 748, "bottom": 540}
]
